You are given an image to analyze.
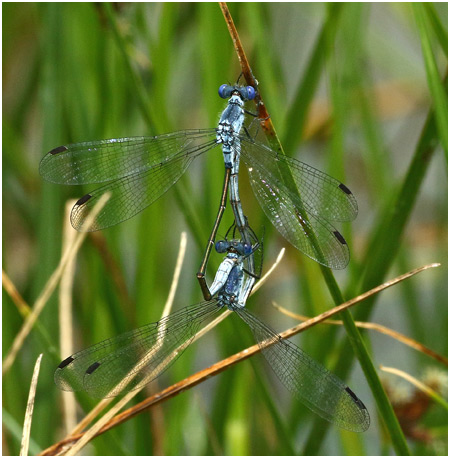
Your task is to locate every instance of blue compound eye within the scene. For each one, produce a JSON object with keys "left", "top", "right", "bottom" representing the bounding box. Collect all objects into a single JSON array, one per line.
[
  {"left": 215, "top": 240, "right": 228, "bottom": 253},
  {"left": 218, "top": 84, "right": 232, "bottom": 99},
  {"left": 245, "top": 86, "right": 256, "bottom": 100},
  {"left": 243, "top": 243, "right": 252, "bottom": 255}
]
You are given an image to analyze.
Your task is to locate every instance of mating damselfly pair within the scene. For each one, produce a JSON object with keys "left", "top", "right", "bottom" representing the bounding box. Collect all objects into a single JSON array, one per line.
[{"left": 41, "top": 80, "right": 369, "bottom": 432}]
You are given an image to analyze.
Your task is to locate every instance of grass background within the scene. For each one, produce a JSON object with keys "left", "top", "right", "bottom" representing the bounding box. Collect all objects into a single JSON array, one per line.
[{"left": 2, "top": 2, "right": 447, "bottom": 455}]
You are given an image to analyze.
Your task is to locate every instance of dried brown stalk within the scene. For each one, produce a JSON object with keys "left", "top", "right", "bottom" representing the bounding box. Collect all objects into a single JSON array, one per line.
[
  {"left": 20, "top": 354, "right": 43, "bottom": 456},
  {"left": 273, "top": 302, "right": 447, "bottom": 366},
  {"left": 219, "top": 2, "right": 284, "bottom": 152},
  {"left": 59, "top": 201, "right": 79, "bottom": 433}
]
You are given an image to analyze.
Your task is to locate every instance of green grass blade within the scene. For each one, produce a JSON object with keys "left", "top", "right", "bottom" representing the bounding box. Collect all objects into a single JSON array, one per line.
[
  {"left": 424, "top": 3, "right": 448, "bottom": 57},
  {"left": 281, "top": 3, "right": 343, "bottom": 151},
  {"left": 103, "top": 3, "right": 159, "bottom": 133},
  {"left": 360, "top": 104, "right": 443, "bottom": 297},
  {"left": 2, "top": 408, "right": 42, "bottom": 456},
  {"left": 412, "top": 3, "right": 448, "bottom": 160}
]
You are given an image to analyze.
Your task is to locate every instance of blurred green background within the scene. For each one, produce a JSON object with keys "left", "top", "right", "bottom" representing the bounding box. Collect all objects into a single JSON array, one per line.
[{"left": 3, "top": 2, "right": 447, "bottom": 455}]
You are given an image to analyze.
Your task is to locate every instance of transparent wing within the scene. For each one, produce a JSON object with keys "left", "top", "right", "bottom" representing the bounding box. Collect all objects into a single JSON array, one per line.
[
  {"left": 235, "top": 308, "right": 370, "bottom": 432},
  {"left": 55, "top": 301, "right": 222, "bottom": 398},
  {"left": 70, "top": 152, "right": 192, "bottom": 231},
  {"left": 240, "top": 137, "right": 358, "bottom": 222},
  {"left": 240, "top": 139, "right": 355, "bottom": 269},
  {"left": 40, "top": 129, "right": 218, "bottom": 184},
  {"left": 41, "top": 130, "right": 219, "bottom": 231}
]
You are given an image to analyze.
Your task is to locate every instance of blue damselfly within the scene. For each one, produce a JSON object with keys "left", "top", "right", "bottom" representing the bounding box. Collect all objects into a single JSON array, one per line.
[
  {"left": 55, "top": 226, "right": 369, "bottom": 432},
  {"left": 40, "top": 83, "right": 358, "bottom": 280}
]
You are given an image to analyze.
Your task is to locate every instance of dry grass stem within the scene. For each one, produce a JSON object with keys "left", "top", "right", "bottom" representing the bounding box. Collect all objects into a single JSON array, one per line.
[
  {"left": 252, "top": 248, "right": 285, "bottom": 293},
  {"left": 64, "top": 392, "right": 134, "bottom": 456},
  {"left": 59, "top": 201, "right": 79, "bottom": 433},
  {"left": 273, "top": 302, "right": 447, "bottom": 366},
  {"left": 69, "top": 399, "right": 112, "bottom": 436},
  {"left": 20, "top": 354, "right": 43, "bottom": 456},
  {"left": 218, "top": 2, "right": 279, "bottom": 138},
  {"left": 275, "top": 263, "right": 440, "bottom": 339},
  {"left": 3, "top": 193, "right": 111, "bottom": 375},
  {"left": 161, "top": 231, "right": 187, "bottom": 318},
  {"left": 219, "top": 2, "right": 254, "bottom": 85},
  {"left": 2, "top": 270, "right": 31, "bottom": 316}
]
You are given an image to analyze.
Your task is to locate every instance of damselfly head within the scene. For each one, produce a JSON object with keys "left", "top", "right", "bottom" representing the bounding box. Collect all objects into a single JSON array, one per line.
[
  {"left": 218, "top": 84, "right": 256, "bottom": 101},
  {"left": 215, "top": 239, "right": 253, "bottom": 256},
  {"left": 242, "top": 242, "right": 253, "bottom": 255},
  {"left": 215, "top": 240, "right": 229, "bottom": 253}
]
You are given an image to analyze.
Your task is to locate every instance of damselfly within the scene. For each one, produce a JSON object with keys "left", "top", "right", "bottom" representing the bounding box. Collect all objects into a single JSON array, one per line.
[
  {"left": 40, "top": 83, "right": 358, "bottom": 275},
  {"left": 55, "top": 226, "right": 369, "bottom": 432}
]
